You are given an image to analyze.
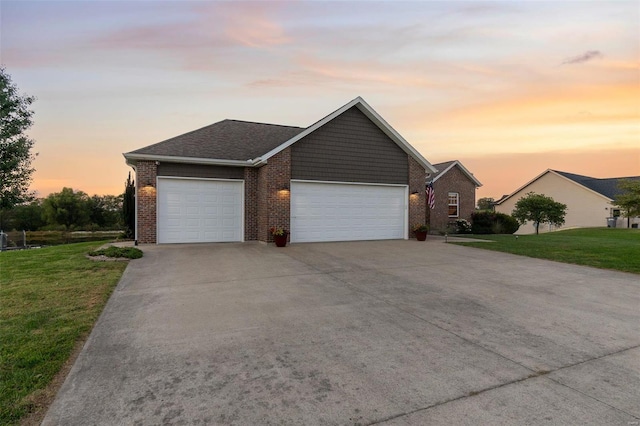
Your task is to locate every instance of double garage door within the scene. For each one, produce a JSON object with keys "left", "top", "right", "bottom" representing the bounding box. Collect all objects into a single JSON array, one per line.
[
  {"left": 290, "top": 181, "right": 407, "bottom": 243},
  {"left": 156, "top": 178, "right": 407, "bottom": 244}
]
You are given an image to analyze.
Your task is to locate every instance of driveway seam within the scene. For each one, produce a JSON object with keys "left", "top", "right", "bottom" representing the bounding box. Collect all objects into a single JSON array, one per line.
[
  {"left": 284, "top": 255, "right": 640, "bottom": 424},
  {"left": 545, "top": 376, "right": 640, "bottom": 420}
]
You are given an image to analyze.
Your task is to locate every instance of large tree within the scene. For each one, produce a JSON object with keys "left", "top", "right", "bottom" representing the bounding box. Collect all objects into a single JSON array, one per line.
[
  {"left": 42, "top": 187, "right": 91, "bottom": 230},
  {"left": 0, "top": 68, "right": 36, "bottom": 209},
  {"left": 613, "top": 179, "right": 640, "bottom": 227},
  {"left": 512, "top": 192, "right": 567, "bottom": 234}
]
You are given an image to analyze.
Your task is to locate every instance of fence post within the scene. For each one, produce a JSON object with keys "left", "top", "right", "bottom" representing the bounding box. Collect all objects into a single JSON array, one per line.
[
  {"left": 0, "top": 230, "right": 5, "bottom": 252},
  {"left": 23, "top": 230, "right": 27, "bottom": 248}
]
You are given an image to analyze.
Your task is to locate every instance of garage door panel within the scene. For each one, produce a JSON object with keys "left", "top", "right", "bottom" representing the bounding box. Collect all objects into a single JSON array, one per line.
[
  {"left": 158, "top": 179, "right": 243, "bottom": 244},
  {"left": 291, "top": 182, "right": 406, "bottom": 243}
]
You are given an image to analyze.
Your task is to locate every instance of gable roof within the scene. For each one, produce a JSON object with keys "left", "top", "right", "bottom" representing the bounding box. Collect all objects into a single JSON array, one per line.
[
  {"left": 495, "top": 169, "right": 640, "bottom": 205},
  {"left": 125, "top": 120, "right": 304, "bottom": 166},
  {"left": 553, "top": 170, "right": 640, "bottom": 200},
  {"left": 428, "top": 160, "right": 482, "bottom": 187},
  {"left": 124, "top": 97, "right": 436, "bottom": 172}
]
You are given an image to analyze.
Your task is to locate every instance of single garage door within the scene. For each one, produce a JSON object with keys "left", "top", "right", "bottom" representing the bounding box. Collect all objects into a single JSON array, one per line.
[
  {"left": 290, "top": 181, "right": 407, "bottom": 243},
  {"left": 157, "top": 178, "right": 243, "bottom": 244}
]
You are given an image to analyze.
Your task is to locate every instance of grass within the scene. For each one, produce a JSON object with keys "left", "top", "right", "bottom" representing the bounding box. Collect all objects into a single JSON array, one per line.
[
  {"left": 89, "top": 246, "right": 143, "bottom": 259},
  {"left": 452, "top": 227, "right": 640, "bottom": 274},
  {"left": 0, "top": 242, "right": 130, "bottom": 424}
]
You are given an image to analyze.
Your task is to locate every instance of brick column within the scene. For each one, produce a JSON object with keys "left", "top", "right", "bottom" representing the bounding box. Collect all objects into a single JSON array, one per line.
[
  {"left": 257, "top": 148, "right": 291, "bottom": 242},
  {"left": 408, "top": 156, "right": 427, "bottom": 238},
  {"left": 244, "top": 167, "right": 258, "bottom": 241},
  {"left": 136, "top": 161, "right": 157, "bottom": 244}
]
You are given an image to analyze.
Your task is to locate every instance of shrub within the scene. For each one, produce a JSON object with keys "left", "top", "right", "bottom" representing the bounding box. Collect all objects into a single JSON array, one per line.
[
  {"left": 471, "top": 211, "right": 519, "bottom": 234},
  {"left": 88, "top": 246, "right": 143, "bottom": 259},
  {"left": 448, "top": 219, "right": 472, "bottom": 234}
]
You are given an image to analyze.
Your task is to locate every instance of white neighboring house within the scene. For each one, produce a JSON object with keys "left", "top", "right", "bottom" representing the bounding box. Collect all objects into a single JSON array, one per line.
[{"left": 495, "top": 169, "right": 640, "bottom": 234}]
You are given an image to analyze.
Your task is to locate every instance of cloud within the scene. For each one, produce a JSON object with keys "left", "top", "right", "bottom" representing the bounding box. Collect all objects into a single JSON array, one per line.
[{"left": 561, "top": 50, "right": 603, "bottom": 65}]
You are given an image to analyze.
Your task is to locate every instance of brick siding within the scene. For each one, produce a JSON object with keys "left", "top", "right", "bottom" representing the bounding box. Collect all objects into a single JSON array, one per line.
[
  {"left": 136, "top": 161, "right": 158, "bottom": 244},
  {"left": 244, "top": 168, "right": 258, "bottom": 241},
  {"left": 408, "top": 156, "right": 427, "bottom": 238},
  {"left": 257, "top": 148, "right": 291, "bottom": 243},
  {"left": 429, "top": 165, "right": 476, "bottom": 231}
]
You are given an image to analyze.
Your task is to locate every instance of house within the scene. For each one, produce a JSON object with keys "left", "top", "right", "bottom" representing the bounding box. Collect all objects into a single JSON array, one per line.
[
  {"left": 123, "top": 97, "right": 437, "bottom": 244},
  {"left": 426, "top": 160, "right": 482, "bottom": 231},
  {"left": 494, "top": 169, "right": 640, "bottom": 234}
]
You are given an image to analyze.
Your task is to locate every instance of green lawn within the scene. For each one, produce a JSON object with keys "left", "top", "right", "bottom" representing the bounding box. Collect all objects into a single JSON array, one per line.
[
  {"left": 0, "top": 242, "right": 130, "bottom": 424},
  {"left": 453, "top": 228, "right": 640, "bottom": 274}
]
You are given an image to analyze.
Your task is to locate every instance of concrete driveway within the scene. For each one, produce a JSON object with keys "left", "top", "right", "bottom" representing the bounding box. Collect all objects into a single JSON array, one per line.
[{"left": 44, "top": 239, "right": 640, "bottom": 425}]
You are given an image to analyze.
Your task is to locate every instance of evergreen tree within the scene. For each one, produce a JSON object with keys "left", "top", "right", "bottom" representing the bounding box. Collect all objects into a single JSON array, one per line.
[{"left": 123, "top": 172, "right": 135, "bottom": 238}]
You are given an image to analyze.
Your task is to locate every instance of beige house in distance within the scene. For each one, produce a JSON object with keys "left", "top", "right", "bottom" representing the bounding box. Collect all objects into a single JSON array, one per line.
[{"left": 495, "top": 169, "right": 640, "bottom": 234}]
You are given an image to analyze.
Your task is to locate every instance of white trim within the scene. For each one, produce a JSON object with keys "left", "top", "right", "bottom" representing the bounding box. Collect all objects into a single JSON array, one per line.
[
  {"left": 495, "top": 169, "right": 613, "bottom": 205},
  {"left": 157, "top": 176, "right": 243, "bottom": 183},
  {"left": 124, "top": 153, "right": 251, "bottom": 167},
  {"left": 404, "top": 185, "right": 409, "bottom": 239},
  {"left": 130, "top": 164, "right": 138, "bottom": 244},
  {"left": 156, "top": 176, "right": 245, "bottom": 244},
  {"left": 290, "top": 178, "right": 408, "bottom": 188},
  {"left": 448, "top": 192, "right": 460, "bottom": 218},
  {"left": 261, "top": 97, "right": 437, "bottom": 173},
  {"left": 431, "top": 160, "right": 482, "bottom": 187}
]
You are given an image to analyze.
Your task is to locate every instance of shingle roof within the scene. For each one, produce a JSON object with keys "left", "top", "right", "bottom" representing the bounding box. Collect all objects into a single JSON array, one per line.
[
  {"left": 128, "top": 119, "right": 305, "bottom": 161},
  {"left": 553, "top": 170, "right": 640, "bottom": 199},
  {"left": 429, "top": 161, "right": 456, "bottom": 181},
  {"left": 427, "top": 160, "right": 482, "bottom": 187}
]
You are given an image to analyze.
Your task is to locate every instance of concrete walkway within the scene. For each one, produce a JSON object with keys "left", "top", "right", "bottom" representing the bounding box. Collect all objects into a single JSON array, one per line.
[{"left": 44, "top": 240, "right": 640, "bottom": 425}]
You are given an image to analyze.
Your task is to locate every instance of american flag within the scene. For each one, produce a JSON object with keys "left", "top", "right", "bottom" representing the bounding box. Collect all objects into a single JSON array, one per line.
[{"left": 426, "top": 182, "right": 435, "bottom": 209}]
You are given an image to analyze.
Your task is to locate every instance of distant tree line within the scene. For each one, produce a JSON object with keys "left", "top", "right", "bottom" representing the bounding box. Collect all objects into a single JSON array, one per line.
[
  {"left": 0, "top": 173, "right": 136, "bottom": 236},
  {"left": 0, "top": 189, "right": 123, "bottom": 231}
]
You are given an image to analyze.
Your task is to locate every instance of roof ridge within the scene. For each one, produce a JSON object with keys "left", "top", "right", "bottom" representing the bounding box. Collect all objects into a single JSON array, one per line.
[
  {"left": 555, "top": 170, "right": 640, "bottom": 181},
  {"left": 225, "top": 119, "right": 303, "bottom": 129}
]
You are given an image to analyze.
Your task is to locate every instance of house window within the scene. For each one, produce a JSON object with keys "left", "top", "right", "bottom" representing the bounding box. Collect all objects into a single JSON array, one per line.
[
  {"left": 612, "top": 209, "right": 621, "bottom": 218},
  {"left": 448, "top": 192, "right": 459, "bottom": 217}
]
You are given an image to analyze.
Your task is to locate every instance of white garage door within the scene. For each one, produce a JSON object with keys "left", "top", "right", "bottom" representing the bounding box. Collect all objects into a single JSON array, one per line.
[
  {"left": 157, "top": 178, "right": 243, "bottom": 244},
  {"left": 290, "top": 181, "right": 407, "bottom": 243}
]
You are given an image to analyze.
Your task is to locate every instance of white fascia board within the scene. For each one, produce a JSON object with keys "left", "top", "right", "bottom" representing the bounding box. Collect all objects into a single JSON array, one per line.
[
  {"left": 495, "top": 169, "right": 553, "bottom": 205},
  {"left": 431, "top": 160, "right": 483, "bottom": 187},
  {"left": 553, "top": 171, "right": 614, "bottom": 202},
  {"left": 260, "top": 96, "right": 438, "bottom": 174},
  {"left": 123, "top": 153, "right": 252, "bottom": 167},
  {"left": 353, "top": 97, "right": 437, "bottom": 174},
  {"left": 495, "top": 169, "right": 612, "bottom": 205},
  {"left": 259, "top": 97, "right": 361, "bottom": 161}
]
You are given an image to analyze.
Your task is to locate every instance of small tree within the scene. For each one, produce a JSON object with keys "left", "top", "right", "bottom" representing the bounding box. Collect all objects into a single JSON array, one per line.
[
  {"left": 122, "top": 172, "right": 135, "bottom": 238},
  {"left": 477, "top": 197, "right": 495, "bottom": 211},
  {"left": 613, "top": 179, "right": 640, "bottom": 227},
  {"left": 0, "top": 68, "right": 36, "bottom": 209},
  {"left": 512, "top": 192, "right": 567, "bottom": 235}
]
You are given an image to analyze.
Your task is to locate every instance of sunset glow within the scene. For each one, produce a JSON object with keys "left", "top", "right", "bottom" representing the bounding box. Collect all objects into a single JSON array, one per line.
[{"left": 1, "top": 1, "right": 638, "bottom": 200}]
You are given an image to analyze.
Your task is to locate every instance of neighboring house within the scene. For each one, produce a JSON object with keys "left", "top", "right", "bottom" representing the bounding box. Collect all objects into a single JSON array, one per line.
[
  {"left": 495, "top": 169, "right": 640, "bottom": 234},
  {"left": 123, "top": 97, "right": 437, "bottom": 244},
  {"left": 427, "top": 160, "right": 482, "bottom": 231}
]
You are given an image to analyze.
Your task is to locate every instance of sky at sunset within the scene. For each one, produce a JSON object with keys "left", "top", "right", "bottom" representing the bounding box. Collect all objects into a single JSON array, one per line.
[{"left": 1, "top": 0, "right": 638, "bottom": 201}]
